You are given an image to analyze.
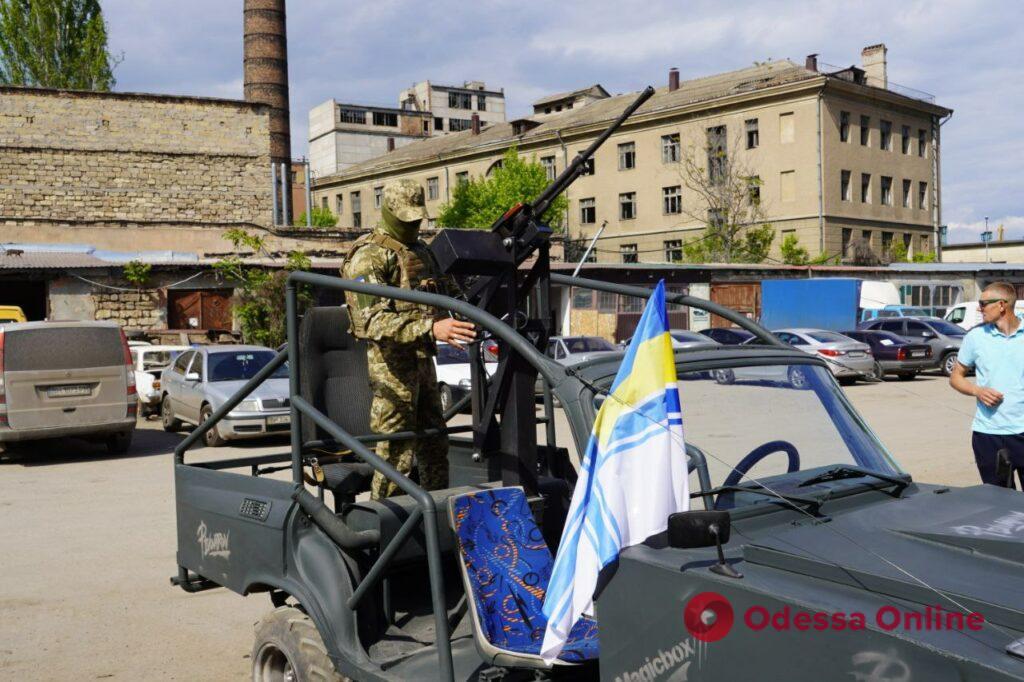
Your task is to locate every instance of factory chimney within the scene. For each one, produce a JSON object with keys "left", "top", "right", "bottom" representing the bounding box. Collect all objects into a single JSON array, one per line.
[{"left": 244, "top": 0, "right": 291, "bottom": 166}]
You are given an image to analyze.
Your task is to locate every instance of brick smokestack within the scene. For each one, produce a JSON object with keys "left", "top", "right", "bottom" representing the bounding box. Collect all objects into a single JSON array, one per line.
[
  {"left": 244, "top": 0, "right": 291, "bottom": 165},
  {"left": 471, "top": 112, "right": 480, "bottom": 135},
  {"left": 668, "top": 67, "right": 679, "bottom": 92}
]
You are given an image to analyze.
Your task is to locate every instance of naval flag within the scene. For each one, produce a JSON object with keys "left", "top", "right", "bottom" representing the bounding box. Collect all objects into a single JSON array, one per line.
[{"left": 540, "top": 280, "right": 690, "bottom": 662}]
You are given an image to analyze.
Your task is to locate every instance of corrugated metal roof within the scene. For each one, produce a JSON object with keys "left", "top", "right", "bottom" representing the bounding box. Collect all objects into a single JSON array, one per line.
[{"left": 0, "top": 250, "right": 109, "bottom": 270}]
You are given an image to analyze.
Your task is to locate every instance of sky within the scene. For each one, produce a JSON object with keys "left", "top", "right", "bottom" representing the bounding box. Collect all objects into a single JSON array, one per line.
[{"left": 103, "top": 0, "right": 1024, "bottom": 244}]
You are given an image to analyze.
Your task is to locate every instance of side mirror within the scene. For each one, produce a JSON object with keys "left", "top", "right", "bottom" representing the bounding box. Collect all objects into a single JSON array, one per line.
[
  {"left": 185, "top": 372, "right": 201, "bottom": 382},
  {"left": 668, "top": 510, "right": 742, "bottom": 579}
]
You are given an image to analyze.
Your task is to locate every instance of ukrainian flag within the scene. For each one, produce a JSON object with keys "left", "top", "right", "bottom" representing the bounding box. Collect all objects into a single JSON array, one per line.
[{"left": 541, "top": 280, "right": 690, "bottom": 663}]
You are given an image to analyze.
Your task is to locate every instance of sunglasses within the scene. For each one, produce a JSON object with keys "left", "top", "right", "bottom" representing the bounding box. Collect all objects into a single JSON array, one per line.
[{"left": 978, "top": 298, "right": 1007, "bottom": 309}]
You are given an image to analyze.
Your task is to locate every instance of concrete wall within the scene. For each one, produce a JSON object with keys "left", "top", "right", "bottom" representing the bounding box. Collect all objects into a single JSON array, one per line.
[{"left": 0, "top": 86, "right": 273, "bottom": 254}]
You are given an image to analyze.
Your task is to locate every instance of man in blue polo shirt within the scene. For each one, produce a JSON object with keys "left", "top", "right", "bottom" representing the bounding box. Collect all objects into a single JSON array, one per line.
[{"left": 950, "top": 281, "right": 1024, "bottom": 486}]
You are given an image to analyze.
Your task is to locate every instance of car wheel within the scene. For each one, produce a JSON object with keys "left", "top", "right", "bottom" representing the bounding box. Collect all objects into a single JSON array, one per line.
[
  {"left": 438, "top": 383, "right": 453, "bottom": 413},
  {"left": 787, "top": 366, "right": 810, "bottom": 390},
  {"left": 898, "top": 372, "right": 917, "bottom": 381},
  {"left": 872, "top": 361, "right": 885, "bottom": 381},
  {"left": 942, "top": 352, "right": 958, "bottom": 377},
  {"left": 106, "top": 430, "right": 133, "bottom": 454},
  {"left": 252, "top": 607, "right": 347, "bottom": 682},
  {"left": 200, "top": 404, "right": 226, "bottom": 448},
  {"left": 713, "top": 369, "right": 735, "bottom": 385},
  {"left": 161, "top": 396, "right": 182, "bottom": 433}
]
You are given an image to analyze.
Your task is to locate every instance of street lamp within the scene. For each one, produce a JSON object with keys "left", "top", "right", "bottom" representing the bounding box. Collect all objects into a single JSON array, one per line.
[{"left": 981, "top": 216, "right": 992, "bottom": 263}]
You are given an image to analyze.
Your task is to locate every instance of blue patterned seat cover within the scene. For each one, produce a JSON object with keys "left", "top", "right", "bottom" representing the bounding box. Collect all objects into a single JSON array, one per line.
[{"left": 450, "top": 488, "right": 599, "bottom": 663}]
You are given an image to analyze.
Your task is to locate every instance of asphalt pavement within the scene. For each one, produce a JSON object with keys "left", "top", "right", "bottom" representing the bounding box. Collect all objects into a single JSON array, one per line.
[{"left": 0, "top": 373, "right": 986, "bottom": 680}]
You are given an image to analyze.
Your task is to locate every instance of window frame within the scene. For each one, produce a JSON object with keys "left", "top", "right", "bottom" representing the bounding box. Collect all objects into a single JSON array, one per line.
[
  {"left": 662, "top": 185, "right": 682, "bottom": 215},
  {"left": 661, "top": 134, "right": 681, "bottom": 163},
  {"left": 579, "top": 197, "right": 596, "bottom": 225},
  {"left": 745, "top": 118, "right": 759, "bottom": 149},
  {"left": 619, "top": 192, "right": 637, "bottom": 220},
  {"left": 618, "top": 142, "right": 637, "bottom": 171}
]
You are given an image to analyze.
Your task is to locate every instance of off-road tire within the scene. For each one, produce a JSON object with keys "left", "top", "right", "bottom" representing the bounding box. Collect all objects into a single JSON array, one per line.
[
  {"left": 252, "top": 606, "right": 347, "bottom": 682},
  {"left": 898, "top": 372, "right": 917, "bottom": 381},
  {"left": 161, "top": 396, "right": 182, "bottom": 433},
  {"left": 106, "top": 430, "right": 133, "bottom": 454},
  {"left": 438, "top": 383, "right": 453, "bottom": 413},
  {"left": 941, "top": 352, "right": 958, "bottom": 377},
  {"left": 200, "top": 404, "right": 226, "bottom": 448}
]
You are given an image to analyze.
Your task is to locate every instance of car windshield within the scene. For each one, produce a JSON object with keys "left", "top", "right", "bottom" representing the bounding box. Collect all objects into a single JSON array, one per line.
[
  {"left": 588, "top": 363, "right": 901, "bottom": 512},
  {"left": 140, "top": 350, "right": 183, "bottom": 370},
  {"left": 927, "top": 320, "right": 965, "bottom": 336},
  {"left": 564, "top": 337, "right": 616, "bottom": 353},
  {"left": 436, "top": 344, "right": 469, "bottom": 365},
  {"left": 207, "top": 350, "right": 288, "bottom": 381},
  {"left": 806, "top": 331, "right": 852, "bottom": 344}
]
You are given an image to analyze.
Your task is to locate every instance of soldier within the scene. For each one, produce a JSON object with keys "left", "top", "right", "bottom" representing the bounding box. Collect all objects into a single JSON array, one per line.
[{"left": 341, "top": 179, "right": 475, "bottom": 499}]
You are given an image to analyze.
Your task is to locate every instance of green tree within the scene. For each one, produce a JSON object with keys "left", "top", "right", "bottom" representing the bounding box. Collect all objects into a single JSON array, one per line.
[
  {"left": 293, "top": 206, "right": 338, "bottom": 228},
  {"left": 437, "top": 148, "right": 567, "bottom": 230},
  {"left": 213, "top": 229, "right": 312, "bottom": 348},
  {"left": 0, "top": 0, "right": 119, "bottom": 90},
  {"left": 677, "top": 131, "right": 774, "bottom": 263},
  {"left": 122, "top": 260, "right": 151, "bottom": 286},
  {"left": 780, "top": 234, "right": 838, "bottom": 266}
]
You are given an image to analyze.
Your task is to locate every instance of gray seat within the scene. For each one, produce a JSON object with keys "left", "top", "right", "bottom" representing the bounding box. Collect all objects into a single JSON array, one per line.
[{"left": 298, "top": 307, "right": 374, "bottom": 499}]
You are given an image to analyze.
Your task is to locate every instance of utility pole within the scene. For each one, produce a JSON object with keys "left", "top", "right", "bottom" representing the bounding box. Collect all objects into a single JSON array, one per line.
[{"left": 982, "top": 216, "right": 992, "bottom": 263}]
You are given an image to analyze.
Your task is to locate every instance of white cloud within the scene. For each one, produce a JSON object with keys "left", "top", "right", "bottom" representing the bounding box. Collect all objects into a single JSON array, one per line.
[
  {"left": 97, "top": 0, "right": 1024, "bottom": 231},
  {"left": 947, "top": 216, "right": 1024, "bottom": 244}
]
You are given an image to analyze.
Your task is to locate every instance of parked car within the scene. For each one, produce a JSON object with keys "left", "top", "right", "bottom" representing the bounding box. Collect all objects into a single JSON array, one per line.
[
  {"left": 860, "top": 305, "right": 934, "bottom": 321},
  {"left": 0, "top": 305, "right": 27, "bottom": 324},
  {"left": 766, "top": 328, "right": 875, "bottom": 384},
  {"left": 857, "top": 316, "right": 964, "bottom": 376},
  {"left": 699, "top": 326, "right": 755, "bottom": 345},
  {"left": 841, "top": 330, "right": 932, "bottom": 380},
  {"left": 0, "top": 321, "right": 136, "bottom": 453},
  {"left": 619, "top": 329, "right": 719, "bottom": 350},
  {"left": 131, "top": 345, "right": 189, "bottom": 417},
  {"left": 944, "top": 300, "right": 1024, "bottom": 331},
  {"left": 161, "top": 345, "right": 290, "bottom": 446},
  {"left": 545, "top": 335, "right": 619, "bottom": 364},
  {"left": 434, "top": 342, "right": 496, "bottom": 412}
]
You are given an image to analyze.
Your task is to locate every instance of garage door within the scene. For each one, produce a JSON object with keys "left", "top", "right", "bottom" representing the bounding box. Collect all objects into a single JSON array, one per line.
[
  {"left": 710, "top": 283, "right": 760, "bottom": 328},
  {"left": 168, "top": 289, "right": 233, "bottom": 330}
]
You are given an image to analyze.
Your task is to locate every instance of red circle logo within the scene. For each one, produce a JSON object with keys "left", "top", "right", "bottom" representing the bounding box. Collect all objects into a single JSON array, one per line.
[{"left": 684, "top": 591, "right": 734, "bottom": 642}]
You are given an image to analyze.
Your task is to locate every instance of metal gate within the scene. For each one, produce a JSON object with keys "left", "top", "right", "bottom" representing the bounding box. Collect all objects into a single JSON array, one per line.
[
  {"left": 168, "top": 289, "right": 233, "bottom": 330},
  {"left": 710, "top": 283, "right": 760, "bottom": 328}
]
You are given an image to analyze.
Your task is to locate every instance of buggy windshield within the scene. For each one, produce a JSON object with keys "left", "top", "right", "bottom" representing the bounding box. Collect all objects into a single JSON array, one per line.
[{"left": 588, "top": 362, "right": 901, "bottom": 511}]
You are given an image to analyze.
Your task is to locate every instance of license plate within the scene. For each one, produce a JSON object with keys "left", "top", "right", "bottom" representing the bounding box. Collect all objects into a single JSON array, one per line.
[
  {"left": 46, "top": 384, "right": 92, "bottom": 398},
  {"left": 267, "top": 415, "right": 290, "bottom": 426},
  {"left": 911, "top": 351, "right": 925, "bottom": 357},
  {"left": 848, "top": 352, "right": 864, "bottom": 358}
]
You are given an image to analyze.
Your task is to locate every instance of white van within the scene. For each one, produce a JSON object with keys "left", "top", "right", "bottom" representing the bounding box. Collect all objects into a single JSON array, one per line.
[{"left": 944, "top": 301, "right": 1024, "bottom": 330}]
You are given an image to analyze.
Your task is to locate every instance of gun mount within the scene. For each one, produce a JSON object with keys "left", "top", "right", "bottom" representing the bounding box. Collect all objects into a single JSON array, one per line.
[{"left": 429, "top": 86, "right": 655, "bottom": 494}]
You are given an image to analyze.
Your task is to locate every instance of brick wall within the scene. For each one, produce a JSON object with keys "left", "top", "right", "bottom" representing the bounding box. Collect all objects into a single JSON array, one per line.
[{"left": 0, "top": 86, "right": 273, "bottom": 244}]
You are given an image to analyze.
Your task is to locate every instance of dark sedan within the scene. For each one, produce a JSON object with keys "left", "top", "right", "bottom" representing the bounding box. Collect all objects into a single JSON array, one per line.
[
  {"left": 699, "top": 327, "right": 755, "bottom": 345},
  {"left": 842, "top": 330, "right": 932, "bottom": 381}
]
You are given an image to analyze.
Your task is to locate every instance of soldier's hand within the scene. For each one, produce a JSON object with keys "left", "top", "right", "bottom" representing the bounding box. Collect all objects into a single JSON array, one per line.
[{"left": 433, "top": 318, "right": 476, "bottom": 347}]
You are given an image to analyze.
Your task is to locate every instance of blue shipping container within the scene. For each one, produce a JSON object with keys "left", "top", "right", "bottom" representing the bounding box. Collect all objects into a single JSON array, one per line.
[{"left": 760, "top": 279, "right": 862, "bottom": 331}]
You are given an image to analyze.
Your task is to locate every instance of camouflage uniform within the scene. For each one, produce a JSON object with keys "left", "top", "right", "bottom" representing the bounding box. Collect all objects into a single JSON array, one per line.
[{"left": 341, "top": 180, "right": 451, "bottom": 499}]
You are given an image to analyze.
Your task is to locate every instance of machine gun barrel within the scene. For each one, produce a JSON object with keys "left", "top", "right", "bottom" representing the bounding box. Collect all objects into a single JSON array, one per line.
[
  {"left": 490, "top": 85, "right": 655, "bottom": 235},
  {"left": 530, "top": 85, "right": 655, "bottom": 221}
]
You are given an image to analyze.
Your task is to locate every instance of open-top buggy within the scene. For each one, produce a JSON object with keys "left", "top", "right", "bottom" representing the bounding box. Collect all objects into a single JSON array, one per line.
[{"left": 172, "top": 88, "right": 1024, "bottom": 681}]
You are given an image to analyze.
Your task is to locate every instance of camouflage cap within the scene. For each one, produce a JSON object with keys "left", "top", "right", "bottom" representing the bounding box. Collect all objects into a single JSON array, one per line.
[{"left": 383, "top": 179, "right": 428, "bottom": 222}]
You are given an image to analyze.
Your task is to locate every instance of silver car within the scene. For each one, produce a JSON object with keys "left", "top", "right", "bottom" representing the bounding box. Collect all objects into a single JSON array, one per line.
[
  {"left": 160, "top": 345, "right": 290, "bottom": 447},
  {"left": 545, "top": 335, "right": 619, "bottom": 364},
  {"left": 772, "top": 329, "right": 875, "bottom": 384},
  {"left": 620, "top": 329, "right": 720, "bottom": 350}
]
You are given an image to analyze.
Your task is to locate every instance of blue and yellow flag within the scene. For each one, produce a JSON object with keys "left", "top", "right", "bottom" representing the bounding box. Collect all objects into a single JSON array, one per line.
[{"left": 541, "top": 280, "right": 689, "bottom": 662}]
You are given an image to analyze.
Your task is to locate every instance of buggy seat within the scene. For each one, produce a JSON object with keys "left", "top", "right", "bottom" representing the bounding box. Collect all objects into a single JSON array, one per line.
[{"left": 448, "top": 487, "right": 599, "bottom": 669}]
